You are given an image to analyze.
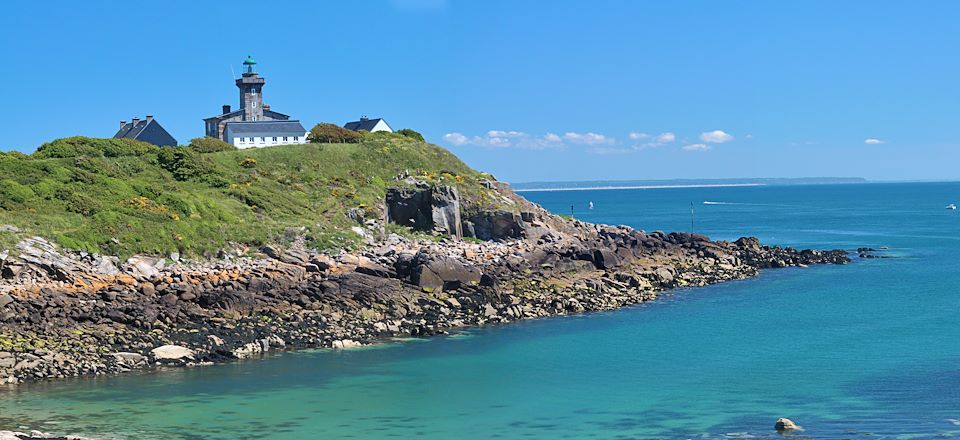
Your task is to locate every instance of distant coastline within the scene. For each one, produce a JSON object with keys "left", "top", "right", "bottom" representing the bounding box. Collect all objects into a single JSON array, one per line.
[
  {"left": 511, "top": 177, "right": 867, "bottom": 192},
  {"left": 514, "top": 183, "right": 764, "bottom": 192}
]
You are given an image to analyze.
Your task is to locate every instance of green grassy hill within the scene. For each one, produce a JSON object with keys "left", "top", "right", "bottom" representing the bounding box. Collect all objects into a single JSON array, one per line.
[{"left": 0, "top": 133, "right": 495, "bottom": 258}]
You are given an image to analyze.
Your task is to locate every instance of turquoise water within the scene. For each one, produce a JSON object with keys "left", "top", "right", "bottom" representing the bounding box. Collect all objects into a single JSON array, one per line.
[{"left": 2, "top": 182, "right": 960, "bottom": 439}]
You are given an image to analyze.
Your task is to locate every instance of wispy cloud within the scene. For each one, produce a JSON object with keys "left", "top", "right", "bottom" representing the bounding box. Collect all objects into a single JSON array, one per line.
[
  {"left": 632, "top": 132, "right": 676, "bottom": 150},
  {"left": 563, "top": 132, "right": 615, "bottom": 145},
  {"left": 442, "top": 130, "right": 564, "bottom": 149},
  {"left": 700, "top": 130, "right": 734, "bottom": 144},
  {"left": 864, "top": 138, "right": 885, "bottom": 145},
  {"left": 628, "top": 132, "right": 649, "bottom": 141},
  {"left": 682, "top": 143, "right": 710, "bottom": 152}
]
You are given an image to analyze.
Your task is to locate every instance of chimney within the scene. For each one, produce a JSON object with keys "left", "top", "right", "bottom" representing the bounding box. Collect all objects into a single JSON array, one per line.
[
  {"left": 263, "top": 104, "right": 270, "bottom": 111},
  {"left": 131, "top": 117, "right": 141, "bottom": 126},
  {"left": 360, "top": 115, "right": 369, "bottom": 122},
  {"left": 222, "top": 104, "right": 231, "bottom": 114},
  {"left": 120, "top": 121, "right": 127, "bottom": 129},
  {"left": 145, "top": 115, "right": 154, "bottom": 122}
]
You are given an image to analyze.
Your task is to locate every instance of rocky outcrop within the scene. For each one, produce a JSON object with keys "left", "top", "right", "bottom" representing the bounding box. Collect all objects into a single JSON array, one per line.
[
  {"left": 0, "top": 223, "right": 849, "bottom": 385},
  {"left": 0, "top": 179, "right": 851, "bottom": 386},
  {"left": 385, "top": 184, "right": 462, "bottom": 239}
]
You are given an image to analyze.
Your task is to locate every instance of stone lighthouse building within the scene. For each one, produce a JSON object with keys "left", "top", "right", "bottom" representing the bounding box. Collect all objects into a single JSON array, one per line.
[{"left": 203, "top": 56, "right": 307, "bottom": 149}]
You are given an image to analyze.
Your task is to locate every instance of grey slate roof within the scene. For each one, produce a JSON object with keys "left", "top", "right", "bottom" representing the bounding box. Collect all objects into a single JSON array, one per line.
[
  {"left": 344, "top": 118, "right": 389, "bottom": 132},
  {"left": 113, "top": 118, "right": 177, "bottom": 147},
  {"left": 114, "top": 120, "right": 149, "bottom": 139},
  {"left": 223, "top": 120, "right": 306, "bottom": 135}
]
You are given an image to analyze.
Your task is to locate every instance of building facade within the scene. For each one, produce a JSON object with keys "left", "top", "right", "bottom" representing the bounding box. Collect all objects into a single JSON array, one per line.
[
  {"left": 113, "top": 115, "right": 177, "bottom": 146},
  {"left": 203, "top": 56, "right": 307, "bottom": 148}
]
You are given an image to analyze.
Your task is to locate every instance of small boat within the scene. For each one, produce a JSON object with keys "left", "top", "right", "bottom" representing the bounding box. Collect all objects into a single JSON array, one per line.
[
  {"left": 588, "top": 201, "right": 594, "bottom": 210},
  {"left": 947, "top": 204, "right": 957, "bottom": 210}
]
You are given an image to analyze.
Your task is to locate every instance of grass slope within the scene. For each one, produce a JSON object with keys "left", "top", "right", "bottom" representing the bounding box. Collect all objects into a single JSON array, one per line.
[{"left": 0, "top": 133, "right": 495, "bottom": 258}]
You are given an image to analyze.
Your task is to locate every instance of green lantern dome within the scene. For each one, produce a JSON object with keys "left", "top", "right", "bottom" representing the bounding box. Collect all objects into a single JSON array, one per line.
[{"left": 243, "top": 55, "right": 257, "bottom": 65}]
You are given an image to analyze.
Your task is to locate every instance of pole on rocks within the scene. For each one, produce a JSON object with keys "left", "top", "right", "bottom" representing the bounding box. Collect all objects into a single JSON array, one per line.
[{"left": 690, "top": 202, "right": 695, "bottom": 233}]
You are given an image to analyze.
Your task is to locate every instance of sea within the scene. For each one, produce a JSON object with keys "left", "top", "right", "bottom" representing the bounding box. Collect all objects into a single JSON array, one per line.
[{"left": 1, "top": 182, "right": 959, "bottom": 439}]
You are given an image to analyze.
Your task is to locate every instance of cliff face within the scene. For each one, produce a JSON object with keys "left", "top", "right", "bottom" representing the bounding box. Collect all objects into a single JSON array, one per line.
[{"left": 0, "top": 180, "right": 849, "bottom": 385}]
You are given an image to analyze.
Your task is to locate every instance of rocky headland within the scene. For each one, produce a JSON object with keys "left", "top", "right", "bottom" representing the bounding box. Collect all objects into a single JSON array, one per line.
[{"left": 0, "top": 179, "right": 849, "bottom": 386}]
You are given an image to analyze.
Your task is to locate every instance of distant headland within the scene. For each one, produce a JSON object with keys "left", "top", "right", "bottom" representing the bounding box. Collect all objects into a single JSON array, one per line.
[{"left": 511, "top": 177, "right": 868, "bottom": 192}]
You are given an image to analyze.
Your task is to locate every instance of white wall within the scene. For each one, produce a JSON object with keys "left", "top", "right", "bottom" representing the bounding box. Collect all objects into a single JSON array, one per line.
[
  {"left": 370, "top": 120, "right": 393, "bottom": 133},
  {"left": 232, "top": 133, "right": 309, "bottom": 149}
]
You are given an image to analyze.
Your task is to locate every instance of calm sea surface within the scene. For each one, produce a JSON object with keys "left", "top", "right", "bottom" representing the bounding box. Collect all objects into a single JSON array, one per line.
[{"left": 2, "top": 182, "right": 959, "bottom": 439}]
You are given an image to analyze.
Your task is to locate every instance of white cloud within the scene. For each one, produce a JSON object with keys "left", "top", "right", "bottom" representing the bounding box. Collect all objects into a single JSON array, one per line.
[
  {"left": 442, "top": 132, "right": 469, "bottom": 146},
  {"left": 682, "top": 143, "right": 711, "bottom": 152},
  {"left": 628, "top": 132, "right": 649, "bottom": 141},
  {"left": 655, "top": 132, "right": 676, "bottom": 144},
  {"left": 563, "top": 132, "right": 615, "bottom": 145},
  {"left": 864, "top": 138, "right": 885, "bottom": 145},
  {"left": 632, "top": 132, "right": 676, "bottom": 150},
  {"left": 699, "top": 130, "right": 735, "bottom": 144},
  {"left": 443, "top": 130, "right": 565, "bottom": 149}
]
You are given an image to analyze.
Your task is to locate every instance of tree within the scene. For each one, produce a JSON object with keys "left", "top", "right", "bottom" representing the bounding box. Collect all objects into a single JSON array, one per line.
[
  {"left": 307, "top": 123, "right": 362, "bottom": 144},
  {"left": 188, "top": 137, "right": 236, "bottom": 153},
  {"left": 396, "top": 128, "right": 424, "bottom": 142}
]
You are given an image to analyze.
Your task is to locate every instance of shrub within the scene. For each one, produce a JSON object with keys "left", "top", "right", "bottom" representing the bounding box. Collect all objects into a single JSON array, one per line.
[
  {"left": 188, "top": 137, "right": 236, "bottom": 153},
  {"left": 55, "top": 187, "right": 101, "bottom": 215},
  {"left": 240, "top": 158, "right": 257, "bottom": 168},
  {"left": 34, "top": 137, "right": 156, "bottom": 159},
  {"left": 397, "top": 128, "right": 425, "bottom": 142},
  {"left": 0, "top": 179, "right": 35, "bottom": 209},
  {"left": 157, "top": 147, "right": 216, "bottom": 182},
  {"left": 307, "top": 123, "right": 362, "bottom": 143}
]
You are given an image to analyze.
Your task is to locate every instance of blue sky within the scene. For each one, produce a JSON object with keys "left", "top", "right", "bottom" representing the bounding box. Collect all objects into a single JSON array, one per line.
[{"left": 3, "top": 0, "right": 958, "bottom": 182}]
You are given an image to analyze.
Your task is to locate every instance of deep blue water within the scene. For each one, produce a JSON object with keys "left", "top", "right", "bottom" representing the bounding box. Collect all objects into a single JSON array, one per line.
[{"left": 1, "top": 182, "right": 959, "bottom": 439}]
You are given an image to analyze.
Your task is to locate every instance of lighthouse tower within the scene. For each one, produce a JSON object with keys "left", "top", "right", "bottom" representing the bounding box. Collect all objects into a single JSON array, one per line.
[{"left": 236, "top": 55, "right": 265, "bottom": 121}]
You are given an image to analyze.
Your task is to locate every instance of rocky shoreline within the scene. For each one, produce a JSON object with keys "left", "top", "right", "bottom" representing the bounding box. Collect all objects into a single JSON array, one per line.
[{"left": 0, "top": 182, "right": 850, "bottom": 388}]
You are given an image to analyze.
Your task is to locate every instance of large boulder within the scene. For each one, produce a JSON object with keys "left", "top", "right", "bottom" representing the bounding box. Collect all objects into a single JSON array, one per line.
[
  {"left": 150, "top": 345, "right": 194, "bottom": 363},
  {"left": 386, "top": 185, "right": 462, "bottom": 239},
  {"left": 464, "top": 210, "right": 524, "bottom": 241},
  {"left": 412, "top": 257, "right": 482, "bottom": 291}
]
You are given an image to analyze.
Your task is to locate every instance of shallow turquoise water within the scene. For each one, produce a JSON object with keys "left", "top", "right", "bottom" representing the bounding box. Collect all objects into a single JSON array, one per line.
[{"left": 2, "top": 182, "right": 959, "bottom": 439}]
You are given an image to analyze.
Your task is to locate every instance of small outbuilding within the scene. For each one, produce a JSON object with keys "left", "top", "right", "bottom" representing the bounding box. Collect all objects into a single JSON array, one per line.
[
  {"left": 344, "top": 116, "right": 393, "bottom": 133},
  {"left": 113, "top": 115, "right": 177, "bottom": 147}
]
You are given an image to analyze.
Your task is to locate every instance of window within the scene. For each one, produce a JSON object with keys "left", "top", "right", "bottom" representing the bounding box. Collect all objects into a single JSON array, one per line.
[
  {"left": 251, "top": 88, "right": 257, "bottom": 94},
  {"left": 283, "top": 137, "right": 288, "bottom": 142},
  {"left": 293, "top": 136, "right": 299, "bottom": 141}
]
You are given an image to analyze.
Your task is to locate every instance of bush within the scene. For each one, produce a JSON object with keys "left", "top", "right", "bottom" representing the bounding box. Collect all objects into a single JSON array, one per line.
[
  {"left": 397, "top": 128, "right": 425, "bottom": 142},
  {"left": 188, "top": 137, "right": 236, "bottom": 153},
  {"left": 307, "top": 123, "right": 362, "bottom": 143},
  {"left": 0, "top": 179, "right": 35, "bottom": 209},
  {"left": 157, "top": 147, "right": 216, "bottom": 182},
  {"left": 55, "top": 187, "right": 101, "bottom": 215},
  {"left": 34, "top": 137, "right": 156, "bottom": 159}
]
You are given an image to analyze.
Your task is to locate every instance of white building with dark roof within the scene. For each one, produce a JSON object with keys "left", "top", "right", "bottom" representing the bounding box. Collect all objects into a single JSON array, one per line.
[
  {"left": 203, "top": 56, "right": 308, "bottom": 149},
  {"left": 113, "top": 115, "right": 177, "bottom": 146},
  {"left": 344, "top": 116, "right": 393, "bottom": 133}
]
